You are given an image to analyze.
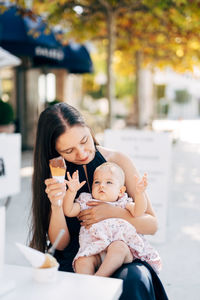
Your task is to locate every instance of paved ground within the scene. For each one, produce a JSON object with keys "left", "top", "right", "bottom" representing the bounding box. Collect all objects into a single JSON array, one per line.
[
  {"left": 157, "top": 141, "right": 200, "bottom": 300},
  {"left": 4, "top": 139, "right": 200, "bottom": 300}
]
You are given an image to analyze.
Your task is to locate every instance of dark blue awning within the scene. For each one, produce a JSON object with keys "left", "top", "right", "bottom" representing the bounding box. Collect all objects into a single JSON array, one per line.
[
  {"left": 63, "top": 43, "right": 93, "bottom": 74},
  {"left": 0, "top": 4, "right": 64, "bottom": 63},
  {"left": 0, "top": 3, "right": 93, "bottom": 73},
  {"left": 33, "top": 42, "right": 93, "bottom": 73}
]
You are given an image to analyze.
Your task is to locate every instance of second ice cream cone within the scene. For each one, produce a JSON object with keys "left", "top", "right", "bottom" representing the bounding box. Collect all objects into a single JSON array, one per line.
[
  {"left": 16, "top": 243, "right": 59, "bottom": 269},
  {"left": 16, "top": 243, "right": 46, "bottom": 268}
]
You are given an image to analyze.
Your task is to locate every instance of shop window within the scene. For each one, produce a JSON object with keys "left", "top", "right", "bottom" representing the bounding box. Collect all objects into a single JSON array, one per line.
[{"left": 38, "top": 73, "right": 56, "bottom": 104}]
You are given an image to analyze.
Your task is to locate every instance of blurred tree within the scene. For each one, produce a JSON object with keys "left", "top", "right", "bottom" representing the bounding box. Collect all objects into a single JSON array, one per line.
[
  {"left": 33, "top": 0, "right": 150, "bottom": 127},
  {"left": 15, "top": 0, "right": 200, "bottom": 126},
  {"left": 114, "top": 1, "right": 200, "bottom": 125}
]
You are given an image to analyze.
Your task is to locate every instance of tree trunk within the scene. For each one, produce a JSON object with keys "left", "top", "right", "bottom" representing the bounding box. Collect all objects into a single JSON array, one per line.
[
  {"left": 132, "top": 51, "right": 154, "bottom": 128},
  {"left": 135, "top": 51, "right": 142, "bottom": 127},
  {"left": 106, "top": 9, "right": 115, "bottom": 128},
  {"left": 127, "top": 51, "right": 142, "bottom": 128}
]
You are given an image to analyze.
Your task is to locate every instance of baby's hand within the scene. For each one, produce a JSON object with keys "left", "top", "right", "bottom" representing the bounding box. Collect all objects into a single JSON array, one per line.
[
  {"left": 135, "top": 173, "right": 148, "bottom": 195},
  {"left": 65, "top": 170, "right": 86, "bottom": 193}
]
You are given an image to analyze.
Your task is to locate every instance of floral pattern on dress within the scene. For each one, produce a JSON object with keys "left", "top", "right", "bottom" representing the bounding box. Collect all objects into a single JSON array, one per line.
[{"left": 73, "top": 192, "right": 161, "bottom": 274}]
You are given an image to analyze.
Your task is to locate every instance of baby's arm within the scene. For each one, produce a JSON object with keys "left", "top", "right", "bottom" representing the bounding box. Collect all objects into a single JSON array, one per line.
[
  {"left": 63, "top": 170, "right": 86, "bottom": 217},
  {"left": 126, "top": 173, "right": 148, "bottom": 217}
]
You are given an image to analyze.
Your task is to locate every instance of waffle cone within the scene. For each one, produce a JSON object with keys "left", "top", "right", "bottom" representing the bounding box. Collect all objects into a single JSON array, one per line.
[{"left": 49, "top": 156, "right": 66, "bottom": 177}]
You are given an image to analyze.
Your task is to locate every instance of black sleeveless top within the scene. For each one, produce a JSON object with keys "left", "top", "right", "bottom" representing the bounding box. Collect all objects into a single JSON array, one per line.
[{"left": 54, "top": 149, "right": 106, "bottom": 272}]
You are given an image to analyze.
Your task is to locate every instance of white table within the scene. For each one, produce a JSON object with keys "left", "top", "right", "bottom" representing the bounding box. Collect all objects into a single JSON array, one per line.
[{"left": 1, "top": 264, "right": 123, "bottom": 300}]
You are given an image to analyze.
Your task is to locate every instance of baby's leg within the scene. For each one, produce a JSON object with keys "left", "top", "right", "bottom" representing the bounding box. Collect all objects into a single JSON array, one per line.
[
  {"left": 74, "top": 254, "right": 101, "bottom": 275},
  {"left": 95, "top": 241, "right": 133, "bottom": 277}
]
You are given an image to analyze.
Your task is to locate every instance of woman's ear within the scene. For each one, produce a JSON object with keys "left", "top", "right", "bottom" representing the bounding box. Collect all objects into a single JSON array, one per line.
[{"left": 119, "top": 186, "right": 126, "bottom": 197}]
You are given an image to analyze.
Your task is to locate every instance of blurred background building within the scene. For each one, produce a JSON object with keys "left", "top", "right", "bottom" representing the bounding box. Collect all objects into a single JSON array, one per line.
[{"left": 0, "top": 2, "right": 93, "bottom": 148}]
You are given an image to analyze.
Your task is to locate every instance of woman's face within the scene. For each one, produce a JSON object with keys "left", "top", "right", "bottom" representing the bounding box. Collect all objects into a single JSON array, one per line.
[{"left": 55, "top": 125, "right": 96, "bottom": 165}]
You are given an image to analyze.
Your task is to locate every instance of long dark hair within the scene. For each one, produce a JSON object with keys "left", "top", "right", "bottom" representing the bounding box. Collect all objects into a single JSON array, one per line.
[{"left": 29, "top": 103, "right": 97, "bottom": 251}]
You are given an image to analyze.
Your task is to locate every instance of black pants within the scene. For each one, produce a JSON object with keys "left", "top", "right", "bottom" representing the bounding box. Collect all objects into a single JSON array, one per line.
[{"left": 112, "top": 260, "right": 169, "bottom": 300}]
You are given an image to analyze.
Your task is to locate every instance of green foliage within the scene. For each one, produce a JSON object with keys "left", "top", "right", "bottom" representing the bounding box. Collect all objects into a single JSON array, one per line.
[
  {"left": 115, "top": 75, "right": 136, "bottom": 99},
  {"left": 88, "top": 85, "right": 106, "bottom": 99},
  {"left": 48, "top": 99, "right": 61, "bottom": 106},
  {"left": 83, "top": 73, "right": 106, "bottom": 99},
  {"left": 175, "top": 90, "right": 190, "bottom": 104},
  {"left": 82, "top": 47, "right": 135, "bottom": 100},
  {"left": 0, "top": 100, "right": 14, "bottom": 125},
  {"left": 156, "top": 85, "right": 166, "bottom": 100},
  {"left": 164, "top": 103, "right": 169, "bottom": 115},
  {"left": 158, "top": 102, "right": 169, "bottom": 116}
]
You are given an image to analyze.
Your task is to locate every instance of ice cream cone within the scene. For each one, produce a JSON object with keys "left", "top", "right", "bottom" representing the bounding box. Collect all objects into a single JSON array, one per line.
[
  {"left": 49, "top": 156, "right": 66, "bottom": 179},
  {"left": 49, "top": 156, "right": 66, "bottom": 205}
]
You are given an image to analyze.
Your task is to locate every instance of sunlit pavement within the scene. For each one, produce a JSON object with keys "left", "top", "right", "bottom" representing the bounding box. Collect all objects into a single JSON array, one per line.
[
  {"left": 157, "top": 141, "right": 200, "bottom": 300},
  {"left": 152, "top": 120, "right": 200, "bottom": 299},
  {"left": 5, "top": 121, "right": 200, "bottom": 299}
]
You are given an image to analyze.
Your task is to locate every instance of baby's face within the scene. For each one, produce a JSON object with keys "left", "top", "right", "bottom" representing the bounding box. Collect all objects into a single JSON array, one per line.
[{"left": 92, "top": 168, "right": 123, "bottom": 202}]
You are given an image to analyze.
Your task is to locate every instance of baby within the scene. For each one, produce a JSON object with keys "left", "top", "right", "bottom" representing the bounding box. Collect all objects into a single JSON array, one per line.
[{"left": 63, "top": 162, "right": 161, "bottom": 276}]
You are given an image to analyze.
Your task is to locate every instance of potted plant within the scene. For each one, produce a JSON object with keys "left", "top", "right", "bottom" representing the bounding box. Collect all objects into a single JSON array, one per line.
[
  {"left": 0, "top": 99, "right": 15, "bottom": 133},
  {"left": 47, "top": 99, "right": 61, "bottom": 106}
]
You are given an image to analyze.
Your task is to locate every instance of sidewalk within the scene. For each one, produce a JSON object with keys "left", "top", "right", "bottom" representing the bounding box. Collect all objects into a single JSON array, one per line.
[
  {"left": 157, "top": 141, "right": 200, "bottom": 300},
  {"left": 5, "top": 140, "right": 200, "bottom": 300}
]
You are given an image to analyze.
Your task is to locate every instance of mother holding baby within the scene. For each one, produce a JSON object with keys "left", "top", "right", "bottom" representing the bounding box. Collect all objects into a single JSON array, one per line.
[{"left": 30, "top": 102, "right": 168, "bottom": 300}]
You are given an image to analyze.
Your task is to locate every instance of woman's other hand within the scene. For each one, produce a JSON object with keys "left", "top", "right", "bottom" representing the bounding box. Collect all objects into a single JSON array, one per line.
[
  {"left": 78, "top": 201, "right": 111, "bottom": 228},
  {"left": 134, "top": 173, "right": 148, "bottom": 195},
  {"left": 45, "top": 178, "right": 66, "bottom": 207}
]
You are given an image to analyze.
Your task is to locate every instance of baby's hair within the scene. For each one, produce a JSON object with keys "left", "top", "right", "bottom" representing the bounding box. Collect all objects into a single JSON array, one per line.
[{"left": 94, "top": 162, "right": 125, "bottom": 185}]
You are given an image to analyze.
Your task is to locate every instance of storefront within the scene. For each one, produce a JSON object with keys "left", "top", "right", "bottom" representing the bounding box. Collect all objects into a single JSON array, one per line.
[{"left": 0, "top": 3, "right": 93, "bottom": 149}]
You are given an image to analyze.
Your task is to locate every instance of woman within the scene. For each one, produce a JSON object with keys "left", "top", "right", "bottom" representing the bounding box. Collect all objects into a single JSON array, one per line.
[{"left": 30, "top": 103, "right": 168, "bottom": 300}]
